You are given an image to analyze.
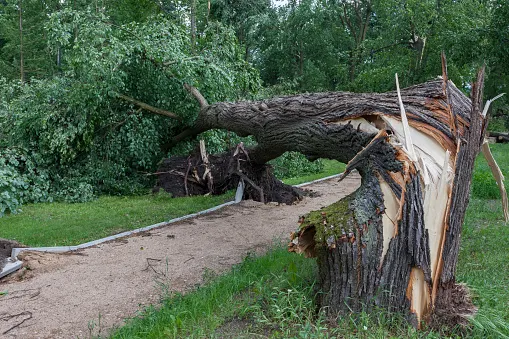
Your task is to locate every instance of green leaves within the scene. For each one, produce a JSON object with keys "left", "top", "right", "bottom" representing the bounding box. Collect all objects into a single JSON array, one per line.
[
  {"left": 0, "top": 5, "right": 263, "bottom": 213},
  {"left": 0, "top": 148, "right": 51, "bottom": 217}
]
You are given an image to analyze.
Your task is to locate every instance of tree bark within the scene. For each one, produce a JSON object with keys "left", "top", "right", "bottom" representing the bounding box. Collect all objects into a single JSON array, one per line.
[
  {"left": 185, "top": 70, "right": 489, "bottom": 328},
  {"left": 286, "top": 71, "right": 486, "bottom": 328},
  {"left": 161, "top": 67, "right": 490, "bottom": 328}
]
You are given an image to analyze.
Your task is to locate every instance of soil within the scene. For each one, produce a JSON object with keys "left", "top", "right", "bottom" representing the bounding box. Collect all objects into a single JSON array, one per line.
[{"left": 0, "top": 174, "right": 360, "bottom": 338}]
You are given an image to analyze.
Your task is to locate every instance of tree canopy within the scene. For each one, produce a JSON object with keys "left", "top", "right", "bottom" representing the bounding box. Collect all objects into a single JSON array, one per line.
[{"left": 0, "top": 0, "right": 507, "bottom": 216}]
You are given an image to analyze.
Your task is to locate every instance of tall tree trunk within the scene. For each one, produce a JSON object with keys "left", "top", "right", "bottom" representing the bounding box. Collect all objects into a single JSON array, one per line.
[
  {"left": 171, "top": 66, "right": 488, "bottom": 328},
  {"left": 18, "top": 0, "right": 24, "bottom": 84},
  {"left": 190, "top": 0, "right": 197, "bottom": 53},
  {"left": 339, "top": 0, "right": 372, "bottom": 83}
]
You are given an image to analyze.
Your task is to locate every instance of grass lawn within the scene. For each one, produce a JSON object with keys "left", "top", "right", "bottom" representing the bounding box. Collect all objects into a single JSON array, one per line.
[
  {"left": 0, "top": 192, "right": 234, "bottom": 247},
  {"left": 109, "top": 145, "right": 509, "bottom": 338},
  {"left": 283, "top": 159, "right": 345, "bottom": 186}
]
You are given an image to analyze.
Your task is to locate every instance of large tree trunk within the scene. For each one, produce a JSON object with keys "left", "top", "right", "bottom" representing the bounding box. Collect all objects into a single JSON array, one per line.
[{"left": 168, "top": 65, "right": 489, "bottom": 328}]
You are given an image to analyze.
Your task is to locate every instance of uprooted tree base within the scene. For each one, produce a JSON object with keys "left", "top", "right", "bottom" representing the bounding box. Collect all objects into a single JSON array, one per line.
[{"left": 153, "top": 147, "right": 306, "bottom": 205}]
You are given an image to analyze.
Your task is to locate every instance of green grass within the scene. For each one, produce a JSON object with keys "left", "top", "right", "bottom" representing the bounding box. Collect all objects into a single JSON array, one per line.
[
  {"left": 109, "top": 244, "right": 438, "bottom": 339},
  {"left": 108, "top": 201, "right": 509, "bottom": 339},
  {"left": 457, "top": 197, "right": 509, "bottom": 338},
  {"left": 282, "top": 159, "right": 345, "bottom": 186},
  {"left": 109, "top": 145, "right": 509, "bottom": 338},
  {"left": 109, "top": 244, "right": 319, "bottom": 339},
  {"left": 0, "top": 192, "right": 234, "bottom": 247}
]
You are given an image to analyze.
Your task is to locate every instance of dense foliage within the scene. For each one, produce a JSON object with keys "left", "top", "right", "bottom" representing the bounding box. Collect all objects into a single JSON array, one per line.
[{"left": 0, "top": 0, "right": 508, "bottom": 215}]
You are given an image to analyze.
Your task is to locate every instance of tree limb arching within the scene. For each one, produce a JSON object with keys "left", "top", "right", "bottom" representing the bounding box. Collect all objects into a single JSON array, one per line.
[
  {"left": 116, "top": 93, "right": 182, "bottom": 120},
  {"left": 184, "top": 83, "right": 208, "bottom": 109}
]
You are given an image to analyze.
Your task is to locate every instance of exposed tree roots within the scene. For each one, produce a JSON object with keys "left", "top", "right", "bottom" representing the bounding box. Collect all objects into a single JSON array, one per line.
[{"left": 152, "top": 146, "right": 305, "bottom": 205}]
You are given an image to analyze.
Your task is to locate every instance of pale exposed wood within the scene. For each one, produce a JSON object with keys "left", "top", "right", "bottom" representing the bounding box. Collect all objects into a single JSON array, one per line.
[
  {"left": 332, "top": 117, "right": 380, "bottom": 134},
  {"left": 406, "top": 267, "right": 431, "bottom": 328},
  {"left": 199, "top": 139, "right": 214, "bottom": 194},
  {"left": 482, "top": 140, "right": 509, "bottom": 222},
  {"left": 482, "top": 93, "right": 505, "bottom": 117},
  {"left": 383, "top": 108, "right": 452, "bottom": 324},
  {"left": 378, "top": 176, "right": 399, "bottom": 266},
  {"left": 395, "top": 73, "right": 417, "bottom": 162},
  {"left": 431, "top": 151, "right": 452, "bottom": 304},
  {"left": 382, "top": 116, "right": 448, "bottom": 183}
]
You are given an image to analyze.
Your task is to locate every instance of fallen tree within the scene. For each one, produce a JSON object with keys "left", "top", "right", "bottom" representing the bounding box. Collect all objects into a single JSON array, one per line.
[{"left": 136, "top": 57, "right": 505, "bottom": 328}]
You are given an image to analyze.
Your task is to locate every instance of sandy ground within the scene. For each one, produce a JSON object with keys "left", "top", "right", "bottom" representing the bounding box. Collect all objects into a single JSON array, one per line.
[{"left": 0, "top": 174, "right": 360, "bottom": 338}]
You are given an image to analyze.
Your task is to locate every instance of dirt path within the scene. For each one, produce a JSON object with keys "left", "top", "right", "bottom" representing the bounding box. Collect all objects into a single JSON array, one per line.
[{"left": 0, "top": 175, "right": 360, "bottom": 338}]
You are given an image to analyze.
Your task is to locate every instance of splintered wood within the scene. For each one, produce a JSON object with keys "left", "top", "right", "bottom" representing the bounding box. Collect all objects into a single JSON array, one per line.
[{"left": 288, "top": 67, "right": 505, "bottom": 328}]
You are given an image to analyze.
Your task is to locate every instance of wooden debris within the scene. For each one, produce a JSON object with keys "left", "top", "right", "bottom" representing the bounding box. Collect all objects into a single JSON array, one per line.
[{"left": 482, "top": 140, "right": 509, "bottom": 222}]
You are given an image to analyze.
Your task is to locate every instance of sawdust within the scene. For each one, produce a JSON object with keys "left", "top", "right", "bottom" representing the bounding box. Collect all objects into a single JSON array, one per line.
[{"left": 0, "top": 175, "right": 360, "bottom": 338}]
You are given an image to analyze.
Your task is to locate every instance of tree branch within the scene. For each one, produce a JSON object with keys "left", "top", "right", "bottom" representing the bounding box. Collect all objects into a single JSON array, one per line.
[
  {"left": 116, "top": 93, "right": 182, "bottom": 121},
  {"left": 184, "top": 83, "right": 209, "bottom": 109},
  {"left": 162, "top": 125, "right": 209, "bottom": 153}
]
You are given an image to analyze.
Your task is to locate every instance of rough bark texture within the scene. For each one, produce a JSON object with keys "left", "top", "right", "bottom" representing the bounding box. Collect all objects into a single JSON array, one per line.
[
  {"left": 284, "top": 72, "right": 486, "bottom": 328},
  {"left": 161, "top": 70, "right": 492, "bottom": 329},
  {"left": 188, "top": 79, "right": 470, "bottom": 164}
]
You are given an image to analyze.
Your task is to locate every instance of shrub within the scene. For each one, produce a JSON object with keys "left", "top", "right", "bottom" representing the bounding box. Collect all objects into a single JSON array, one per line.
[
  {"left": 0, "top": 148, "right": 51, "bottom": 216},
  {"left": 271, "top": 152, "right": 324, "bottom": 179}
]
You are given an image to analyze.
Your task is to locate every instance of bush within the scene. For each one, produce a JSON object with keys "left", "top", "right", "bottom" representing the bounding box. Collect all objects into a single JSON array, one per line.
[
  {"left": 0, "top": 148, "right": 51, "bottom": 216},
  {"left": 270, "top": 152, "right": 324, "bottom": 179}
]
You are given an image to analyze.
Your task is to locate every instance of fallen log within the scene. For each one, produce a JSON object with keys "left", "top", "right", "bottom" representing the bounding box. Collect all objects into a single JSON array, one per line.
[
  {"left": 146, "top": 57, "right": 504, "bottom": 329},
  {"left": 488, "top": 131, "right": 509, "bottom": 143}
]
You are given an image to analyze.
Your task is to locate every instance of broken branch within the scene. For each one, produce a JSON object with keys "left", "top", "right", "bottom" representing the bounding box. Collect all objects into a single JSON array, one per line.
[
  {"left": 116, "top": 93, "right": 182, "bottom": 120},
  {"left": 395, "top": 73, "right": 417, "bottom": 162},
  {"left": 234, "top": 170, "right": 265, "bottom": 204},
  {"left": 199, "top": 139, "right": 214, "bottom": 193},
  {"left": 482, "top": 140, "right": 509, "bottom": 222},
  {"left": 184, "top": 83, "right": 208, "bottom": 109}
]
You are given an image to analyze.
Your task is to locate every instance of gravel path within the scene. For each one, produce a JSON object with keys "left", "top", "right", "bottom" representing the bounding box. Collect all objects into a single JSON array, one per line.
[{"left": 0, "top": 174, "right": 360, "bottom": 338}]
